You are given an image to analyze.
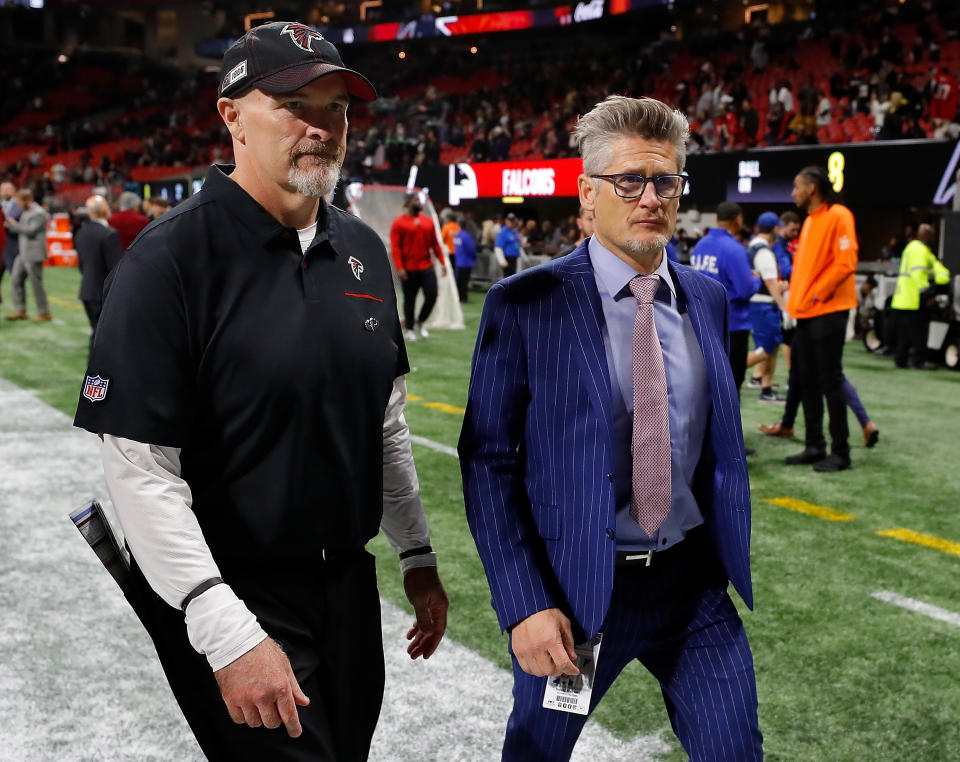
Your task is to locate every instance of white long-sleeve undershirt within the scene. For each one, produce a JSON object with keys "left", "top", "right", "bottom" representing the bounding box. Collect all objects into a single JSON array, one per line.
[{"left": 101, "top": 375, "right": 434, "bottom": 672}]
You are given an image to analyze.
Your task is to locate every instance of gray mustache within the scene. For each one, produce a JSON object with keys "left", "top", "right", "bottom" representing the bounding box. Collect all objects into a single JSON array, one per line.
[{"left": 292, "top": 142, "right": 342, "bottom": 163}]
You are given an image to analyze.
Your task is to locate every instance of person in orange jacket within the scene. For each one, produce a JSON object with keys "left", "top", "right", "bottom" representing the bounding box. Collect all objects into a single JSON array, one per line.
[{"left": 784, "top": 165, "right": 858, "bottom": 472}]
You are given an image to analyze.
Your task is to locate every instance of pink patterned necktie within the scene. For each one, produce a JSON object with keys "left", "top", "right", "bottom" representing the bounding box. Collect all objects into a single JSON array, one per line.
[{"left": 628, "top": 274, "right": 672, "bottom": 536}]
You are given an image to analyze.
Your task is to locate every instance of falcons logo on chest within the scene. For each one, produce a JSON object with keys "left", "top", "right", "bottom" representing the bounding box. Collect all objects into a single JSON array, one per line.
[
  {"left": 280, "top": 23, "right": 324, "bottom": 52},
  {"left": 348, "top": 256, "right": 364, "bottom": 280}
]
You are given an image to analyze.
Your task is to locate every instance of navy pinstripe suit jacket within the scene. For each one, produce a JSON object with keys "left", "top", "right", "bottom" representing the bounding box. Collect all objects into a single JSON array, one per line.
[{"left": 459, "top": 241, "right": 753, "bottom": 639}]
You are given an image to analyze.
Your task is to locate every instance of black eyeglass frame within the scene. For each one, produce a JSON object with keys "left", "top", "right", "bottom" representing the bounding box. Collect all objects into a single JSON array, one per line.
[{"left": 590, "top": 173, "right": 687, "bottom": 199}]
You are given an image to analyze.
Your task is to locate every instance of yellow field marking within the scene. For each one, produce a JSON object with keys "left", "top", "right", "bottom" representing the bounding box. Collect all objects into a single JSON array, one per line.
[
  {"left": 764, "top": 497, "right": 856, "bottom": 522},
  {"left": 47, "top": 296, "right": 84, "bottom": 312},
  {"left": 405, "top": 392, "right": 464, "bottom": 415},
  {"left": 423, "top": 401, "right": 466, "bottom": 415},
  {"left": 876, "top": 529, "right": 960, "bottom": 558}
]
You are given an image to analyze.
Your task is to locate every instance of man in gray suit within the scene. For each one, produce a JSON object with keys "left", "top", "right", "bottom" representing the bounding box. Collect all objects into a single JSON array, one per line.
[
  {"left": 74, "top": 195, "right": 124, "bottom": 348},
  {"left": 5, "top": 188, "right": 51, "bottom": 321}
]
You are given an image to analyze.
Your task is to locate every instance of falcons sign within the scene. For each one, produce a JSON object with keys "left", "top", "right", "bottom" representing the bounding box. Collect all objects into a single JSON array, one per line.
[
  {"left": 348, "top": 256, "right": 364, "bottom": 280},
  {"left": 82, "top": 375, "right": 109, "bottom": 403},
  {"left": 280, "top": 23, "right": 325, "bottom": 52}
]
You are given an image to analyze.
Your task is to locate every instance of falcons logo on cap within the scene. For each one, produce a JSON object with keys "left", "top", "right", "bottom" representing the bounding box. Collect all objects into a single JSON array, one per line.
[{"left": 280, "top": 23, "right": 324, "bottom": 52}]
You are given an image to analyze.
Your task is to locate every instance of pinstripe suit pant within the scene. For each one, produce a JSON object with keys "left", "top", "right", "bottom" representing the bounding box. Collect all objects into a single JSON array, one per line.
[{"left": 503, "top": 530, "right": 763, "bottom": 761}]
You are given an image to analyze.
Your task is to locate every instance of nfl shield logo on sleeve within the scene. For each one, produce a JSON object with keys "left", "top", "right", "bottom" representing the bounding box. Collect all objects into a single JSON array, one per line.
[{"left": 83, "top": 375, "right": 109, "bottom": 402}]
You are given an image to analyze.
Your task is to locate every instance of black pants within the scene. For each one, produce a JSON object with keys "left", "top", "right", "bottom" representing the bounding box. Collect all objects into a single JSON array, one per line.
[
  {"left": 455, "top": 266, "right": 473, "bottom": 302},
  {"left": 782, "top": 358, "right": 801, "bottom": 429},
  {"left": 729, "top": 329, "right": 750, "bottom": 394},
  {"left": 401, "top": 268, "right": 438, "bottom": 329},
  {"left": 503, "top": 258, "right": 518, "bottom": 277},
  {"left": 123, "top": 551, "right": 384, "bottom": 761},
  {"left": 82, "top": 299, "right": 102, "bottom": 354},
  {"left": 893, "top": 309, "right": 927, "bottom": 368},
  {"left": 793, "top": 311, "right": 849, "bottom": 456}
]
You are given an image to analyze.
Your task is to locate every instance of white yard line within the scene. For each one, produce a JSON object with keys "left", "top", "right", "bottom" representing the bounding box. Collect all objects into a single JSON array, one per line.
[
  {"left": 0, "top": 378, "right": 669, "bottom": 761},
  {"left": 410, "top": 433, "right": 459, "bottom": 458},
  {"left": 870, "top": 590, "right": 960, "bottom": 629}
]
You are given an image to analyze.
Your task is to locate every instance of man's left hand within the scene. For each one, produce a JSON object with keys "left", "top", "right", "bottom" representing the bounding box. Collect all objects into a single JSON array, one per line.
[
  {"left": 440, "top": 265, "right": 448, "bottom": 277},
  {"left": 403, "top": 566, "right": 449, "bottom": 660}
]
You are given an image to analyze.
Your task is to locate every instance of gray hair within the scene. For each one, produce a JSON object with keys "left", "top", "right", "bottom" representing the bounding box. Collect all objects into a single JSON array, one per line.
[
  {"left": 117, "top": 191, "right": 142, "bottom": 211},
  {"left": 573, "top": 95, "right": 689, "bottom": 176}
]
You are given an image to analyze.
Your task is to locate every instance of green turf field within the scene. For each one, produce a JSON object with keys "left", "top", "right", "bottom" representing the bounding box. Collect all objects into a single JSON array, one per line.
[{"left": 3, "top": 266, "right": 959, "bottom": 760}]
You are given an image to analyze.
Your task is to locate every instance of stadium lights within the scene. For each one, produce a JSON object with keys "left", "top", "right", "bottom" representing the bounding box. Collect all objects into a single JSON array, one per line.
[
  {"left": 470, "top": 45, "right": 478, "bottom": 54},
  {"left": 744, "top": 4, "right": 769, "bottom": 23},
  {"left": 244, "top": 11, "right": 275, "bottom": 31},
  {"left": 398, "top": 50, "right": 407, "bottom": 59},
  {"left": 360, "top": 0, "right": 382, "bottom": 22},
  {"left": 57, "top": 54, "right": 68, "bottom": 64},
  {"left": 502, "top": 196, "right": 524, "bottom": 204}
]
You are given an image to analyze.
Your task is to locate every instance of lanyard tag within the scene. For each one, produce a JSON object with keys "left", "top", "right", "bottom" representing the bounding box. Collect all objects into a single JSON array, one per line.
[{"left": 541, "top": 633, "right": 602, "bottom": 715}]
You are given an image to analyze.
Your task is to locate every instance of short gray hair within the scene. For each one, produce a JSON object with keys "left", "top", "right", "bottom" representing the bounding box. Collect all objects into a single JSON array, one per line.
[
  {"left": 573, "top": 95, "right": 689, "bottom": 176},
  {"left": 117, "top": 191, "right": 142, "bottom": 211}
]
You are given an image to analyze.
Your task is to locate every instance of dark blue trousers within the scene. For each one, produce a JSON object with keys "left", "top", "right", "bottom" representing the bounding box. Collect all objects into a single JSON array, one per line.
[{"left": 503, "top": 530, "right": 763, "bottom": 761}]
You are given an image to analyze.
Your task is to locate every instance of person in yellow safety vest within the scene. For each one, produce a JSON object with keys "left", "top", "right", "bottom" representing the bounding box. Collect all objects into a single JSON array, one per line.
[{"left": 891, "top": 223, "right": 951, "bottom": 369}]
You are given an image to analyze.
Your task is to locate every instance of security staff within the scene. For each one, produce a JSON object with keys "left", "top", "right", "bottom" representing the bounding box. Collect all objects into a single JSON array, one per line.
[
  {"left": 74, "top": 22, "right": 448, "bottom": 761},
  {"left": 891, "top": 223, "right": 950, "bottom": 369},
  {"left": 689, "top": 201, "right": 761, "bottom": 392}
]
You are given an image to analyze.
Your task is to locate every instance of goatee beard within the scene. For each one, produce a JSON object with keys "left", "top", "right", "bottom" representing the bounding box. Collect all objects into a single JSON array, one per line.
[
  {"left": 288, "top": 161, "right": 340, "bottom": 198},
  {"left": 624, "top": 235, "right": 668, "bottom": 257},
  {"left": 288, "top": 142, "right": 342, "bottom": 198}
]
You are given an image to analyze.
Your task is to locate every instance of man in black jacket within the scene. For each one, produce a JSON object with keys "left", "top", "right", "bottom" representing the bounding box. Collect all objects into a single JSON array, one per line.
[{"left": 74, "top": 195, "right": 123, "bottom": 349}]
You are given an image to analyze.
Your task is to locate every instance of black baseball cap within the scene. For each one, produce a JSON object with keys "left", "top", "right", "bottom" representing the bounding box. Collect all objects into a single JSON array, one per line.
[{"left": 219, "top": 21, "right": 377, "bottom": 101}]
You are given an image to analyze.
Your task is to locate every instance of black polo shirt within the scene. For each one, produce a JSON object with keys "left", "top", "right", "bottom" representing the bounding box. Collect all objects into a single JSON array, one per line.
[{"left": 74, "top": 164, "right": 408, "bottom": 567}]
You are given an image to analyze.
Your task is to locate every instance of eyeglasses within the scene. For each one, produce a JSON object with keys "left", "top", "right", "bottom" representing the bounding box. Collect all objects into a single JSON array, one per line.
[{"left": 591, "top": 173, "right": 686, "bottom": 199}]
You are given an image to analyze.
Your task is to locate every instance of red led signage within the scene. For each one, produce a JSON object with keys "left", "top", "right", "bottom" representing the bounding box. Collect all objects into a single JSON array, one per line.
[{"left": 448, "top": 158, "right": 584, "bottom": 205}]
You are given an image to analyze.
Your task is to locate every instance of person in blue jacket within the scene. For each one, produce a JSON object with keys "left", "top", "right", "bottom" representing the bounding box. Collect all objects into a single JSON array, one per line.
[
  {"left": 453, "top": 225, "right": 477, "bottom": 302},
  {"left": 772, "top": 210, "right": 800, "bottom": 281},
  {"left": 494, "top": 212, "right": 524, "bottom": 277},
  {"left": 689, "top": 201, "right": 761, "bottom": 392}
]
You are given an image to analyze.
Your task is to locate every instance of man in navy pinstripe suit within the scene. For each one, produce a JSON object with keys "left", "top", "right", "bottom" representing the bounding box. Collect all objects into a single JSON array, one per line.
[{"left": 459, "top": 96, "right": 763, "bottom": 761}]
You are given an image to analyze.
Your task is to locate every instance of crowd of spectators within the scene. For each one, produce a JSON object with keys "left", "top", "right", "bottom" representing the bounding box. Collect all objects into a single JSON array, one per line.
[
  {"left": 342, "top": 3, "right": 960, "bottom": 183},
  {"left": 2, "top": 1, "right": 959, "bottom": 197}
]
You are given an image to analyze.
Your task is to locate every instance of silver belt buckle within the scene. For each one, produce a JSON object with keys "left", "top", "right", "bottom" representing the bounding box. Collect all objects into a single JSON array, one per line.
[{"left": 624, "top": 550, "right": 654, "bottom": 567}]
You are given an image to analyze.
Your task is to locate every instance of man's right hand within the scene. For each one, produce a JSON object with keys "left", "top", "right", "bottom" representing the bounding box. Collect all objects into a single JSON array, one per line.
[
  {"left": 397, "top": 267, "right": 408, "bottom": 281},
  {"left": 510, "top": 608, "right": 580, "bottom": 678},
  {"left": 214, "top": 637, "right": 310, "bottom": 738}
]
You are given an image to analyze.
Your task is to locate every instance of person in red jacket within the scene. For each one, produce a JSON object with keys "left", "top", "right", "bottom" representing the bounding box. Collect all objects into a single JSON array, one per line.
[
  {"left": 389, "top": 196, "right": 447, "bottom": 341},
  {"left": 108, "top": 191, "right": 149, "bottom": 251}
]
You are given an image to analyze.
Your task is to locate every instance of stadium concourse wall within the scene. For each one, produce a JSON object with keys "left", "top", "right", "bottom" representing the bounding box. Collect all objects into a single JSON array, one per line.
[{"left": 421, "top": 138, "right": 960, "bottom": 262}]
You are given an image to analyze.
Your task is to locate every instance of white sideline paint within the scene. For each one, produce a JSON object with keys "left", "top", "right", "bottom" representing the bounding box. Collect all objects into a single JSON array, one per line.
[
  {"left": 0, "top": 378, "right": 671, "bottom": 761},
  {"left": 410, "top": 433, "right": 459, "bottom": 458},
  {"left": 870, "top": 591, "right": 960, "bottom": 628}
]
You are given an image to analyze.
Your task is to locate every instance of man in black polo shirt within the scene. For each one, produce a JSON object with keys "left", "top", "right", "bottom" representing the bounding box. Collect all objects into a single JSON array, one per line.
[{"left": 74, "top": 22, "right": 448, "bottom": 761}]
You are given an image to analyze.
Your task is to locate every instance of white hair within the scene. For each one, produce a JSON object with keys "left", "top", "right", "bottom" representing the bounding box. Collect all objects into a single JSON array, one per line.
[
  {"left": 117, "top": 191, "right": 142, "bottom": 211},
  {"left": 572, "top": 95, "right": 689, "bottom": 177},
  {"left": 288, "top": 162, "right": 341, "bottom": 199}
]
